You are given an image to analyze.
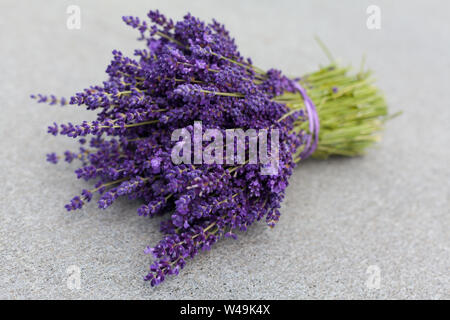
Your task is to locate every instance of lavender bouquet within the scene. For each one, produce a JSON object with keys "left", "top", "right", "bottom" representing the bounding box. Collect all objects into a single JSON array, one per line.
[{"left": 33, "top": 11, "right": 388, "bottom": 286}]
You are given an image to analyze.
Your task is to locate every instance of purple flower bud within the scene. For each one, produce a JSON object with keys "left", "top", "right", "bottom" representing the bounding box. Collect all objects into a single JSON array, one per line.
[{"left": 46, "top": 153, "right": 58, "bottom": 164}]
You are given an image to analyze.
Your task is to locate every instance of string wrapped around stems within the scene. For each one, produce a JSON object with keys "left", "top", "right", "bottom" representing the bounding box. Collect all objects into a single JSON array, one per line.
[{"left": 291, "top": 81, "right": 320, "bottom": 160}]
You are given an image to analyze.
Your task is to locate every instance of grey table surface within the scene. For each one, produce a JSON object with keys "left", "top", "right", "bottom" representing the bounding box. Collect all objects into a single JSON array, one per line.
[{"left": 1, "top": 0, "right": 449, "bottom": 299}]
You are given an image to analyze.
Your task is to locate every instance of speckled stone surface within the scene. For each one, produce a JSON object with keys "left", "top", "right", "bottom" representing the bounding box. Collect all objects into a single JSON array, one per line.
[{"left": 1, "top": 0, "right": 449, "bottom": 299}]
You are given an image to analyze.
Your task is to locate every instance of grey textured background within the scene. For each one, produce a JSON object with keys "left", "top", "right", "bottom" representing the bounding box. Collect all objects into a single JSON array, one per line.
[{"left": 1, "top": 0, "right": 449, "bottom": 299}]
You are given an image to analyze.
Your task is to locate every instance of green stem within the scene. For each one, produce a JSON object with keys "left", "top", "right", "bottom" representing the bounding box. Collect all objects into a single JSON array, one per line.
[{"left": 277, "top": 63, "right": 389, "bottom": 160}]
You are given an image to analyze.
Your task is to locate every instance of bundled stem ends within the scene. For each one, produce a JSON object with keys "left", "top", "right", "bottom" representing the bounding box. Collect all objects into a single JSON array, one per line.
[{"left": 276, "top": 64, "right": 388, "bottom": 160}]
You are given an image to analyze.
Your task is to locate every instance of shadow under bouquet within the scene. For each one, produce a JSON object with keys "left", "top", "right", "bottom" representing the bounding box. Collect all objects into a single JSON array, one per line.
[{"left": 33, "top": 10, "right": 388, "bottom": 286}]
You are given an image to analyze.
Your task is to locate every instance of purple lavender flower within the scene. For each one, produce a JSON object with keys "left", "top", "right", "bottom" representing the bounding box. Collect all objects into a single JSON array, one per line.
[
  {"left": 46, "top": 152, "right": 59, "bottom": 164},
  {"left": 35, "top": 10, "right": 312, "bottom": 286}
]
